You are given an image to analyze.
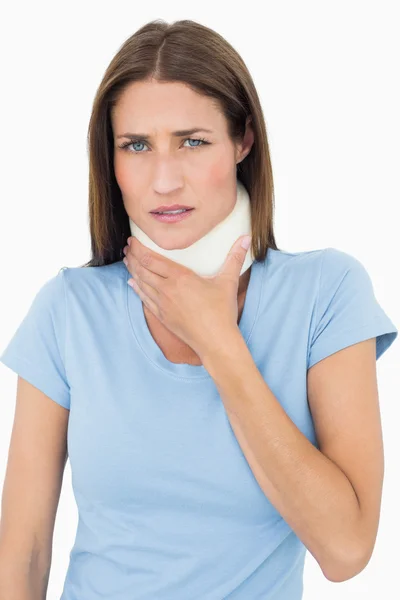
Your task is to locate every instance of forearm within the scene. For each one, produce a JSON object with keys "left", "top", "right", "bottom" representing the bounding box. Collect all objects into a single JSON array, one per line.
[
  {"left": 200, "top": 329, "right": 365, "bottom": 582},
  {"left": 0, "top": 549, "right": 50, "bottom": 599}
]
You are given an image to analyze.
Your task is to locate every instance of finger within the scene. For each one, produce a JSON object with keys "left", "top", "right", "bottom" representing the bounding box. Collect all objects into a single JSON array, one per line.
[
  {"left": 221, "top": 236, "right": 251, "bottom": 281},
  {"left": 131, "top": 272, "right": 160, "bottom": 303},
  {"left": 135, "top": 262, "right": 165, "bottom": 291},
  {"left": 128, "top": 278, "right": 160, "bottom": 316},
  {"left": 130, "top": 237, "right": 171, "bottom": 278}
]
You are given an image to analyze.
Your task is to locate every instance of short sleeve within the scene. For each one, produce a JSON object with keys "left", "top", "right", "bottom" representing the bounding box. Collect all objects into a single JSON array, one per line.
[
  {"left": 307, "top": 248, "right": 398, "bottom": 370},
  {"left": 0, "top": 268, "right": 70, "bottom": 409}
]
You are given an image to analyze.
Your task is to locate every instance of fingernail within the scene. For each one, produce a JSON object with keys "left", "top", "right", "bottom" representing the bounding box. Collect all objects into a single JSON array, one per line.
[{"left": 241, "top": 235, "right": 251, "bottom": 250}]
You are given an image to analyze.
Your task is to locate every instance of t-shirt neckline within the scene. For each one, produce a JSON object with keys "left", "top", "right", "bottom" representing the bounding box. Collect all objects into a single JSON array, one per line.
[{"left": 125, "top": 256, "right": 267, "bottom": 380}]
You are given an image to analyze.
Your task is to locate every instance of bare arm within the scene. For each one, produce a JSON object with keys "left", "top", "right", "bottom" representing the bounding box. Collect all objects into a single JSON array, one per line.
[
  {"left": 0, "top": 376, "right": 69, "bottom": 598},
  {"left": 200, "top": 331, "right": 382, "bottom": 582}
]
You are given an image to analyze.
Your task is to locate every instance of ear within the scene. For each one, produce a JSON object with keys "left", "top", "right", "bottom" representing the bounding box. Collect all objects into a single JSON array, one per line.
[{"left": 236, "top": 115, "right": 255, "bottom": 166}]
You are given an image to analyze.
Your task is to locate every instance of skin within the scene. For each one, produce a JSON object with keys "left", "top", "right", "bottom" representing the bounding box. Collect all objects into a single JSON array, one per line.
[{"left": 110, "top": 78, "right": 255, "bottom": 305}]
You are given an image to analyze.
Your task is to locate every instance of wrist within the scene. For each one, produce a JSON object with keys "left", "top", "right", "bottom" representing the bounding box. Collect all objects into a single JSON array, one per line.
[{"left": 199, "top": 326, "right": 245, "bottom": 367}]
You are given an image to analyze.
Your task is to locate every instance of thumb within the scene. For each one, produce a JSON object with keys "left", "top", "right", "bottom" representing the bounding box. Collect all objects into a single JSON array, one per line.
[{"left": 220, "top": 235, "right": 251, "bottom": 281}]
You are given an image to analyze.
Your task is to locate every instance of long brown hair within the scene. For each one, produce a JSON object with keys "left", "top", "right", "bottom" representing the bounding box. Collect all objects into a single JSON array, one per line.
[{"left": 79, "top": 18, "right": 279, "bottom": 268}]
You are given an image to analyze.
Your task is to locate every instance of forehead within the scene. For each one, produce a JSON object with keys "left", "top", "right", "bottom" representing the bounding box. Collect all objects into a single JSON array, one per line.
[{"left": 111, "top": 79, "right": 224, "bottom": 131}]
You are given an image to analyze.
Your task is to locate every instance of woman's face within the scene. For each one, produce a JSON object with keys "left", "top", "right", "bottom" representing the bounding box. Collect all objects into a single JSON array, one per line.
[{"left": 111, "top": 79, "right": 254, "bottom": 250}]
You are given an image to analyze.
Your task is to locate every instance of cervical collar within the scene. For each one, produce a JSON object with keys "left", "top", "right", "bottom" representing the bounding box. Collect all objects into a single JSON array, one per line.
[{"left": 128, "top": 179, "right": 254, "bottom": 277}]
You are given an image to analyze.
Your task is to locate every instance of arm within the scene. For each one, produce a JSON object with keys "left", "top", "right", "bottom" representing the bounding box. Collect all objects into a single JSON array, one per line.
[
  {"left": 200, "top": 329, "right": 382, "bottom": 583},
  {"left": 0, "top": 376, "right": 69, "bottom": 599},
  {"left": 0, "top": 558, "right": 50, "bottom": 600}
]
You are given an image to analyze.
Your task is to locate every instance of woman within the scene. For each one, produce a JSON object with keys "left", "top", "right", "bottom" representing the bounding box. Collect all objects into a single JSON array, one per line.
[{"left": 0, "top": 18, "right": 397, "bottom": 600}]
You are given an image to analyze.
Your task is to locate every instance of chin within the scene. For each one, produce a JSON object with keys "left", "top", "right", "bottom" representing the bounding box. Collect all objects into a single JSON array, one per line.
[
  {"left": 158, "top": 239, "right": 193, "bottom": 251},
  {"left": 150, "top": 230, "right": 199, "bottom": 251}
]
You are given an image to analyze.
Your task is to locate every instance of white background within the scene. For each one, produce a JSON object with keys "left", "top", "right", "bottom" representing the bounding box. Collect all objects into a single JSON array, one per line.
[{"left": 0, "top": 1, "right": 399, "bottom": 598}]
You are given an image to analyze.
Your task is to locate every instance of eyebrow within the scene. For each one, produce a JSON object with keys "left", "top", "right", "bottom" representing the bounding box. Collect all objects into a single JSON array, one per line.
[{"left": 116, "top": 128, "right": 214, "bottom": 140}]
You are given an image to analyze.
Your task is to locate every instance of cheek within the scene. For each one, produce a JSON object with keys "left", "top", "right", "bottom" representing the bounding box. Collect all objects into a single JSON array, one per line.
[
  {"left": 114, "top": 158, "right": 142, "bottom": 216},
  {"left": 114, "top": 158, "right": 131, "bottom": 191},
  {"left": 207, "top": 156, "right": 234, "bottom": 185}
]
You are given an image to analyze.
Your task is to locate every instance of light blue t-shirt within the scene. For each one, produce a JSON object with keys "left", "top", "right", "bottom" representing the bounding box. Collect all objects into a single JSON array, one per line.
[{"left": 0, "top": 246, "right": 397, "bottom": 599}]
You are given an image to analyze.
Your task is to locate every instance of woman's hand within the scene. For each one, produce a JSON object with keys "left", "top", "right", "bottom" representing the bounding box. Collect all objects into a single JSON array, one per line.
[{"left": 123, "top": 234, "right": 251, "bottom": 359}]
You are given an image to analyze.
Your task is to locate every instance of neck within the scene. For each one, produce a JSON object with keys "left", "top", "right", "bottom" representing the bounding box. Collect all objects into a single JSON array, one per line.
[{"left": 238, "top": 264, "right": 251, "bottom": 297}]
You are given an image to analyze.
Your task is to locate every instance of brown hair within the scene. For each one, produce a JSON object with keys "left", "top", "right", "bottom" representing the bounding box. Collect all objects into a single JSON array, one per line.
[{"left": 79, "top": 18, "right": 279, "bottom": 268}]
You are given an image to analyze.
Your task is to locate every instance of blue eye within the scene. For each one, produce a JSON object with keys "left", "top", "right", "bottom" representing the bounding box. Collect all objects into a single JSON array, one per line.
[
  {"left": 119, "top": 137, "right": 210, "bottom": 153},
  {"left": 129, "top": 140, "right": 146, "bottom": 152},
  {"left": 184, "top": 138, "right": 204, "bottom": 148}
]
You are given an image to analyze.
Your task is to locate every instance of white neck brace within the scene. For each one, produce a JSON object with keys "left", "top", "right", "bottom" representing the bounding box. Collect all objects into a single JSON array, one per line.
[{"left": 129, "top": 179, "right": 254, "bottom": 277}]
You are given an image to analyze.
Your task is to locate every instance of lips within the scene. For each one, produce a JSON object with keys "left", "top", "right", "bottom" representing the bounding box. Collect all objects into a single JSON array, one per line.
[
  {"left": 152, "top": 208, "right": 194, "bottom": 215},
  {"left": 150, "top": 209, "right": 195, "bottom": 223},
  {"left": 150, "top": 204, "right": 193, "bottom": 213}
]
